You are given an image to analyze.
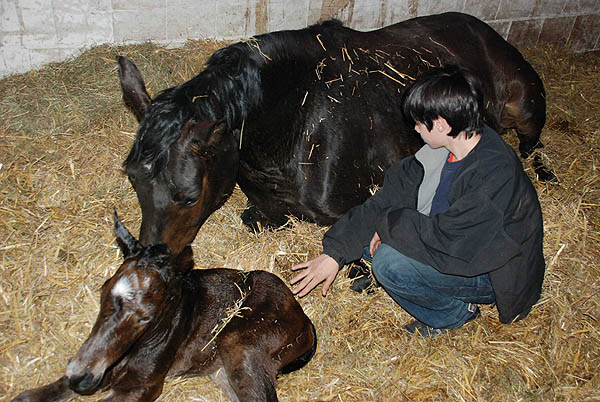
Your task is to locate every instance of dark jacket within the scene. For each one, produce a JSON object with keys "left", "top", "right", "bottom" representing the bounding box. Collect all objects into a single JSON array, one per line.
[{"left": 323, "top": 126, "right": 545, "bottom": 323}]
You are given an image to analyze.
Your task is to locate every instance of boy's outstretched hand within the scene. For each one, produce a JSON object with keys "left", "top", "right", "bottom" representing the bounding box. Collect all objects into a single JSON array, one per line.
[{"left": 291, "top": 254, "right": 340, "bottom": 297}]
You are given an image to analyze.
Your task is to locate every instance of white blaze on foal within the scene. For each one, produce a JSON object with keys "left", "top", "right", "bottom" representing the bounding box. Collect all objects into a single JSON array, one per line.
[{"left": 112, "top": 275, "right": 136, "bottom": 300}]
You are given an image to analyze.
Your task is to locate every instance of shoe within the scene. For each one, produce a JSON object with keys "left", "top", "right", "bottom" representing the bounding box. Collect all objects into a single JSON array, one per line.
[
  {"left": 403, "top": 320, "right": 446, "bottom": 338},
  {"left": 466, "top": 304, "right": 481, "bottom": 323},
  {"left": 403, "top": 305, "right": 480, "bottom": 338}
]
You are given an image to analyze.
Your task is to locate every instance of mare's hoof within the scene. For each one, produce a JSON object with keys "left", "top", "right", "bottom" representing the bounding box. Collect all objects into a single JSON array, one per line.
[{"left": 241, "top": 206, "right": 275, "bottom": 233}]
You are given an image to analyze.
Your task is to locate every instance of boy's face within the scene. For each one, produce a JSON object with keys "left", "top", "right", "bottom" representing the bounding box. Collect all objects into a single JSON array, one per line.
[{"left": 414, "top": 118, "right": 450, "bottom": 149}]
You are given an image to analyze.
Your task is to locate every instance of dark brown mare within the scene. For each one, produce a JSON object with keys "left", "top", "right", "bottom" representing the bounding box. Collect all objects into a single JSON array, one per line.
[
  {"left": 119, "top": 12, "right": 552, "bottom": 253},
  {"left": 12, "top": 213, "right": 317, "bottom": 402}
]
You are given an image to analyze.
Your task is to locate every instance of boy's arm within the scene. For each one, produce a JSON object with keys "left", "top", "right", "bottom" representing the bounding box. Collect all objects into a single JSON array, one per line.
[
  {"left": 323, "top": 157, "right": 422, "bottom": 267},
  {"left": 376, "top": 162, "right": 523, "bottom": 276}
]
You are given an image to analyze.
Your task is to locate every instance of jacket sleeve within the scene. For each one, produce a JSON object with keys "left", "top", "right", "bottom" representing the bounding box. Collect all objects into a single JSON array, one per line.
[
  {"left": 375, "top": 160, "right": 522, "bottom": 277},
  {"left": 323, "top": 157, "right": 422, "bottom": 267}
]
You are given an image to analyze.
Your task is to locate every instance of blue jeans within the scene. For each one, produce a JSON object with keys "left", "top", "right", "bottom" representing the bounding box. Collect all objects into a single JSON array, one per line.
[{"left": 368, "top": 244, "right": 496, "bottom": 329}]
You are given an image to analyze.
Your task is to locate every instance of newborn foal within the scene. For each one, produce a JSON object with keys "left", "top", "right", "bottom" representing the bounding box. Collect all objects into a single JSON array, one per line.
[{"left": 12, "top": 213, "right": 316, "bottom": 402}]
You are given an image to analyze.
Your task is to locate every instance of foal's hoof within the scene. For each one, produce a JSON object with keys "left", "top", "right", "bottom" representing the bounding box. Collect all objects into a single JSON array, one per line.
[
  {"left": 531, "top": 154, "right": 557, "bottom": 182},
  {"left": 348, "top": 261, "right": 380, "bottom": 294},
  {"left": 350, "top": 275, "right": 377, "bottom": 293},
  {"left": 534, "top": 165, "right": 557, "bottom": 182}
]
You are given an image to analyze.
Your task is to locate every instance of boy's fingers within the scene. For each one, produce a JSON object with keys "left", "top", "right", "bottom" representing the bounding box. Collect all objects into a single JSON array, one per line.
[
  {"left": 322, "top": 277, "right": 334, "bottom": 296},
  {"left": 290, "top": 269, "right": 308, "bottom": 285},
  {"left": 299, "top": 278, "right": 320, "bottom": 297},
  {"left": 292, "top": 272, "right": 314, "bottom": 293},
  {"left": 291, "top": 261, "right": 309, "bottom": 271}
]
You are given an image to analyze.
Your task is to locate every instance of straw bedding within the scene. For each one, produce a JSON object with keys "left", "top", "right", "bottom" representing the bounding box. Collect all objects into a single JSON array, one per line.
[{"left": 0, "top": 40, "right": 598, "bottom": 401}]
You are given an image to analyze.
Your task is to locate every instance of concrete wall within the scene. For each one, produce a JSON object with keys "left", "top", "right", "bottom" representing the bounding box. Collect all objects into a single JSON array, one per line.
[{"left": 1, "top": 0, "right": 599, "bottom": 78}]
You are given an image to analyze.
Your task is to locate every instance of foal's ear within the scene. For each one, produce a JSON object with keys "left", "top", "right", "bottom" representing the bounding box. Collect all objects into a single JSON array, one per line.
[
  {"left": 171, "top": 245, "right": 195, "bottom": 274},
  {"left": 113, "top": 210, "right": 142, "bottom": 259},
  {"left": 117, "top": 56, "right": 152, "bottom": 122}
]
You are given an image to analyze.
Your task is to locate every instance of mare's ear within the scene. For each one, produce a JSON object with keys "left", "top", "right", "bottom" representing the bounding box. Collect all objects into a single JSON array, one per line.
[
  {"left": 113, "top": 210, "right": 142, "bottom": 259},
  {"left": 171, "top": 245, "right": 195, "bottom": 274},
  {"left": 117, "top": 56, "right": 151, "bottom": 122}
]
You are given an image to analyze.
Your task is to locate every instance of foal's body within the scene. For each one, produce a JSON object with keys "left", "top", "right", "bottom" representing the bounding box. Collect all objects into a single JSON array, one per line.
[{"left": 12, "top": 216, "right": 316, "bottom": 402}]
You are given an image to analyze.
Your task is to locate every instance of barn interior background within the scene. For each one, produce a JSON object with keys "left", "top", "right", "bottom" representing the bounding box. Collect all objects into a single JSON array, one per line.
[
  {"left": 1, "top": 0, "right": 600, "bottom": 401},
  {"left": 1, "top": 0, "right": 600, "bottom": 78}
]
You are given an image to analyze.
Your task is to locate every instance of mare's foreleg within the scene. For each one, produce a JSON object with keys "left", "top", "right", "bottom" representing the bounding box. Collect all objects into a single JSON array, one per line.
[
  {"left": 240, "top": 202, "right": 287, "bottom": 233},
  {"left": 11, "top": 376, "right": 75, "bottom": 402}
]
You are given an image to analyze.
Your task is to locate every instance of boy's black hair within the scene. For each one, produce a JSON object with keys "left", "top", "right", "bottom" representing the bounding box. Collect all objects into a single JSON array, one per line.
[{"left": 402, "top": 65, "right": 484, "bottom": 138}]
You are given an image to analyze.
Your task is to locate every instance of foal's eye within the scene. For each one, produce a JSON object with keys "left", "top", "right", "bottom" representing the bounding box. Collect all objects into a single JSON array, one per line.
[
  {"left": 138, "top": 316, "right": 151, "bottom": 324},
  {"left": 113, "top": 297, "right": 122, "bottom": 313}
]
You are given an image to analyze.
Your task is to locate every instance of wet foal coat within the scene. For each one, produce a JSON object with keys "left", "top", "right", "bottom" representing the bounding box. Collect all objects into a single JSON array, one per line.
[{"left": 12, "top": 215, "right": 316, "bottom": 402}]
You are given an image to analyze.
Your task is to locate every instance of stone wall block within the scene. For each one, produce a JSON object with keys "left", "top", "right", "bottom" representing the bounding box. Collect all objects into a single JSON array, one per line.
[
  {"left": 531, "top": 0, "right": 567, "bottom": 17},
  {"left": 166, "top": 0, "right": 217, "bottom": 41},
  {"left": 1, "top": 0, "right": 599, "bottom": 77},
  {"left": 113, "top": 9, "right": 166, "bottom": 42},
  {"left": 463, "top": 0, "right": 500, "bottom": 21},
  {"left": 539, "top": 16, "right": 575, "bottom": 47},
  {"left": 1, "top": 0, "right": 22, "bottom": 32},
  {"left": 112, "top": 0, "right": 166, "bottom": 10},
  {"left": 497, "top": 0, "right": 535, "bottom": 20},
  {"left": 563, "top": 0, "right": 598, "bottom": 14},
  {"left": 568, "top": 13, "right": 600, "bottom": 51},
  {"left": 487, "top": 21, "right": 511, "bottom": 39},
  {"left": 417, "top": 0, "right": 464, "bottom": 16},
  {"left": 508, "top": 19, "right": 544, "bottom": 47}
]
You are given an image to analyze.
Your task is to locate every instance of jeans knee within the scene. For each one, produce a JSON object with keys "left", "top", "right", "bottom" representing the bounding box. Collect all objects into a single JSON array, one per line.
[
  {"left": 372, "top": 244, "right": 430, "bottom": 291},
  {"left": 371, "top": 244, "right": 398, "bottom": 285}
]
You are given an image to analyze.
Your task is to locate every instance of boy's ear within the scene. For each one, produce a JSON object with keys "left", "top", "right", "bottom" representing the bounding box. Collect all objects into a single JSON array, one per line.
[{"left": 434, "top": 117, "right": 451, "bottom": 134}]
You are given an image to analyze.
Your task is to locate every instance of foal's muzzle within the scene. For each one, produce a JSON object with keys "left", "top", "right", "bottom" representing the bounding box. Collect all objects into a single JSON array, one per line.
[{"left": 68, "top": 371, "right": 102, "bottom": 395}]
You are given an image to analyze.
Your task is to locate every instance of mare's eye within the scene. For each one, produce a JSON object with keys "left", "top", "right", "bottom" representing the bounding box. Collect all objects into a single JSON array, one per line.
[
  {"left": 174, "top": 192, "right": 199, "bottom": 207},
  {"left": 138, "top": 316, "right": 151, "bottom": 324}
]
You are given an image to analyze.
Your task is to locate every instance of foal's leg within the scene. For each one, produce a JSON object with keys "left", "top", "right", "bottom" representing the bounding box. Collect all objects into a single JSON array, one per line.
[
  {"left": 97, "top": 383, "right": 164, "bottom": 402},
  {"left": 11, "top": 376, "right": 75, "bottom": 402},
  {"left": 221, "top": 357, "right": 278, "bottom": 402},
  {"left": 217, "top": 334, "right": 279, "bottom": 402}
]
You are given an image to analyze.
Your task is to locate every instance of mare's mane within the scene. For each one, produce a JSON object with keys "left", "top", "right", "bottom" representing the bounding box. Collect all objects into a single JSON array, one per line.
[
  {"left": 124, "top": 44, "right": 264, "bottom": 175},
  {"left": 124, "top": 20, "right": 347, "bottom": 176}
]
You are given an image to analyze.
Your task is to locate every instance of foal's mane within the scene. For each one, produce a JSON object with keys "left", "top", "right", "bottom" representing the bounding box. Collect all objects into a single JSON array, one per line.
[{"left": 124, "top": 20, "right": 347, "bottom": 175}]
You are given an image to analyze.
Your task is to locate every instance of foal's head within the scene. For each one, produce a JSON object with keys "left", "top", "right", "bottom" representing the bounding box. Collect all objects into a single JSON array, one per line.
[{"left": 65, "top": 212, "right": 194, "bottom": 395}]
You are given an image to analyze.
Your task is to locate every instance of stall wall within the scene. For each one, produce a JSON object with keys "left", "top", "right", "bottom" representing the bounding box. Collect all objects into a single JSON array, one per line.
[{"left": 1, "top": 0, "right": 599, "bottom": 77}]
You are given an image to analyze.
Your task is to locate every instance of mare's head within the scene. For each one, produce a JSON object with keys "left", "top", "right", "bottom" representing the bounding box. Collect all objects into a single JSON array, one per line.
[
  {"left": 118, "top": 52, "right": 259, "bottom": 252},
  {"left": 65, "top": 212, "right": 194, "bottom": 395}
]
